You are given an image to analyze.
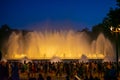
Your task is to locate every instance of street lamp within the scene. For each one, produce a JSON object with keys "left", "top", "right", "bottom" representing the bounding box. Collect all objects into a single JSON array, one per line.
[
  {"left": 0, "top": 50, "right": 2, "bottom": 61},
  {"left": 110, "top": 25, "right": 120, "bottom": 77},
  {"left": 110, "top": 25, "right": 120, "bottom": 32}
]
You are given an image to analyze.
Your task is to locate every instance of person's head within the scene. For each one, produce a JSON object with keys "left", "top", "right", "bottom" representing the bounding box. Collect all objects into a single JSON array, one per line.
[
  {"left": 46, "top": 76, "right": 51, "bottom": 80},
  {"left": 66, "top": 75, "right": 69, "bottom": 80},
  {"left": 39, "top": 74, "right": 43, "bottom": 78}
]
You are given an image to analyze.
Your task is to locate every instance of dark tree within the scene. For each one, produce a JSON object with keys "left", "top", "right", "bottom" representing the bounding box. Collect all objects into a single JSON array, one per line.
[
  {"left": 101, "top": 0, "right": 120, "bottom": 54},
  {"left": 116, "top": 0, "right": 120, "bottom": 7},
  {"left": 92, "top": 23, "right": 105, "bottom": 39},
  {"left": 91, "top": 0, "right": 120, "bottom": 41},
  {"left": 104, "top": 8, "right": 120, "bottom": 27},
  {"left": 0, "top": 24, "right": 12, "bottom": 56},
  {"left": 103, "top": 0, "right": 120, "bottom": 28}
]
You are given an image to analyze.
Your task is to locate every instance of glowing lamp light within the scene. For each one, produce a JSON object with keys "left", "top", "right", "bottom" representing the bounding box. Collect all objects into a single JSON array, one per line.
[
  {"left": 110, "top": 25, "right": 120, "bottom": 32},
  {"left": 118, "top": 28, "right": 120, "bottom": 31},
  {"left": 110, "top": 26, "right": 114, "bottom": 31}
]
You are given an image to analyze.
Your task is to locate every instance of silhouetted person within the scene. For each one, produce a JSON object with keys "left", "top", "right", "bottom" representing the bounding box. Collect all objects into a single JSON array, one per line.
[
  {"left": 46, "top": 76, "right": 51, "bottom": 80},
  {"left": 89, "top": 74, "right": 94, "bottom": 80},
  {"left": 94, "top": 77, "right": 100, "bottom": 80},
  {"left": 109, "top": 66, "right": 117, "bottom": 80},
  {"left": 38, "top": 74, "right": 44, "bottom": 80},
  {"left": 84, "top": 75, "right": 89, "bottom": 80},
  {"left": 66, "top": 75, "right": 70, "bottom": 80},
  {"left": 0, "top": 61, "right": 9, "bottom": 80},
  {"left": 11, "top": 62, "right": 20, "bottom": 80},
  {"left": 29, "top": 78, "right": 36, "bottom": 80}
]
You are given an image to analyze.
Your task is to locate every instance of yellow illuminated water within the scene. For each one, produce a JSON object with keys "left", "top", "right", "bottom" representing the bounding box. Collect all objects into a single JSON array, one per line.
[{"left": 3, "top": 30, "right": 114, "bottom": 59}]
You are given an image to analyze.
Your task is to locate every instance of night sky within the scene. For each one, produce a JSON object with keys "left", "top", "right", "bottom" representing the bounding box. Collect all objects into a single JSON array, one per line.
[{"left": 0, "top": 0, "right": 117, "bottom": 30}]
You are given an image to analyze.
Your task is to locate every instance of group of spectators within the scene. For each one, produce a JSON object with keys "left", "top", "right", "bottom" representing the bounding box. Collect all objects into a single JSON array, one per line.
[{"left": 0, "top": 60, "right": 119, "bottom": 80}]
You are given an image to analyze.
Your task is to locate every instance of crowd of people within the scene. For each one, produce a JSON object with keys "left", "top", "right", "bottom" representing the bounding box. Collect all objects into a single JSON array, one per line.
[{"left": 0, "top": 60, "right": 119, "bottom": 80}]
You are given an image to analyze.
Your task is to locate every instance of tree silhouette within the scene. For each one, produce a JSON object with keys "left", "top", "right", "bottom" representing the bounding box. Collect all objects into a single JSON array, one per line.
[
  {"left": 103, "top": 0, "right": 120, "bottom": 27},
  {"left": 91, "top": 0, "right": 120, "bottom": 40},
  {"left": 0, "top": 24, "right": 12, "bottom": 56},
  {"left": 117, "top": 0, "right": 120, "bottom": 7}
]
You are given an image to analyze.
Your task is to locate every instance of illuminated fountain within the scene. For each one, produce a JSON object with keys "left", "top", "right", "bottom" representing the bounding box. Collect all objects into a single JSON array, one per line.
[{"left": 3, "top": 30, "right": 115, "bottom": 60}]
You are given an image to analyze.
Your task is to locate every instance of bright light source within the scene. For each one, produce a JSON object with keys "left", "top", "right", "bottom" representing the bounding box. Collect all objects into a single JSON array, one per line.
[
  {"left": 110, "top": 25, "right": 120, "bottom": 32},
  {"left": 110, "top": 26, "right": 113, "bottom": 31},
  {"left": 118, "top": 28, "right": 120, "bottom": 31}
]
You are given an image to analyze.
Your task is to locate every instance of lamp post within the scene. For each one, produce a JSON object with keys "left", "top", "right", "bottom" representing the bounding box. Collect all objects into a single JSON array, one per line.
[
  {"left": 110, "top": 25, "right": 120, "bottom": 77},
  {"left": 0, "top": 50, "right": 2, "bottom": 61}
]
